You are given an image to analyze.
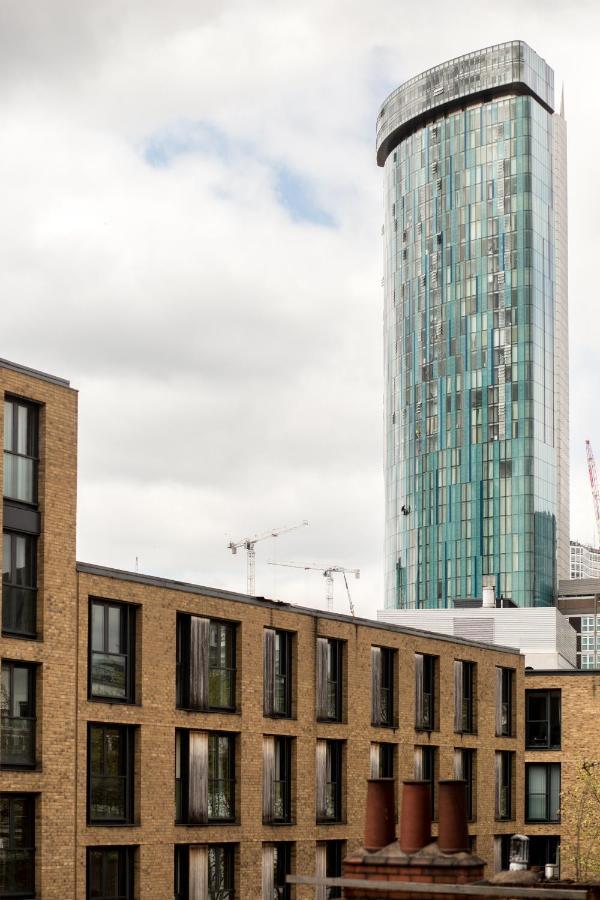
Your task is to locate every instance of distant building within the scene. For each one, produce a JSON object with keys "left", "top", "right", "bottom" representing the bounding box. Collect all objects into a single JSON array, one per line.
[
  {"left": 377, "top": 41, "right": 569, "bottom": 608},
  {"left": 558, "top": 576, "right": 600, "bottom": 668},
  {"left": 570, "top": 540, "right": 600, "bottom": 579}
]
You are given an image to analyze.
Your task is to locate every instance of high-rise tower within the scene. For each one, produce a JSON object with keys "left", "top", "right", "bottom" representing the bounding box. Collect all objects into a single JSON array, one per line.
[{"left": 378, "top": 42, "right": 569, "bottom": 609}]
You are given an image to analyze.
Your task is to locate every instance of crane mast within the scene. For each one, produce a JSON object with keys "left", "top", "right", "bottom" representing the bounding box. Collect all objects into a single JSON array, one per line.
[
  {"left": 267, "top": 560, "right": 360, "bottom": 614},
  {"left": 586, "top": 440, "right": 600, "bottom": 546},
  {"left": 227, "top": 521, "right": 308, "bottom": 595}
]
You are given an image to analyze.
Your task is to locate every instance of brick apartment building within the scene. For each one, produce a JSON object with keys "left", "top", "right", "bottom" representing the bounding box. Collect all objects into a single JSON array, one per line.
[{"left": 0, "top": 357, "right": 594, "bottom": 899}]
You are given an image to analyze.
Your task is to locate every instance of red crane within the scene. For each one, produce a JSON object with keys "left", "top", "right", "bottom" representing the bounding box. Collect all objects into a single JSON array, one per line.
[{"left": 586, "top": 440, "right": 600, "bottom": 546}]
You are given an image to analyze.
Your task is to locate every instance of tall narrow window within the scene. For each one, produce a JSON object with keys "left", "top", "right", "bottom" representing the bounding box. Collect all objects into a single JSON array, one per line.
[
  {"left": 262, "top": 843, "right": 292, "bottom": 900},
  {"left": 88, "top": 724, "right": 135, "bottom": 825},
  {"left": 415, "top": 653, "right": 436, "bottom": 730},
  {"left": 525, "top": 690, "right": 561, "bottom": 748},
  {"left": 264, "top": 629, "right": 292, "bottom": 718},
  {"left": 316, "top": 637, "right": 343, "bottom": 722},
  {"left": 1, "top": 661, "right": 36, "bottom": 768},
  {"left": 2, "top": 531, "right": 37, "bottom": 637},
  {"left": 316, "top": 740, "right": 343, "bottom": 823},
  {"left": 370, "top": 743, "right": 394, "bottom": 779},
  {"left": 496, "top": 667, "right": 514, "bottom": 737},
  {"left": 371, "top": 646, "right": 394, "bottom": 726},
  {"left": 495, "top": 751, "right": 514, "bottom": 820},
  {"left": 263, "top": 736, "right": 292, "bottom": 824},
  {"left": 3, "top": 398, "right": 38, "bottom": 505},
  {"left": 454, "top": 660, "right": 476, "bottom": 733},
  {"left": 0, "top": 794, "right": 35, "bottom": 899},
  {"left": 89, "top": 599, "right": 136, "bottom": 703},
  {"left": 414, "top": 746, "right": 436, "bottom": 819},
  {"left": 176, "top": 731, "right": 235, "bottom": 825},
  {"left": 176, "top": 615, "right": 236, "bottom": 712},
  {"left": 316, "top": 841, "right": 344, "bottom": 900},
  {"left": 87, "top": 846, "right": 135, "bottom": 900},
  {"left": 526, "top": 764, "right": 560, "bottom": 823},
  {"left": 175, "top": 844, "right": 235, "bottom": 900},
  {"left": 454, "top": 748, "right": 476, "bottom": 821}
]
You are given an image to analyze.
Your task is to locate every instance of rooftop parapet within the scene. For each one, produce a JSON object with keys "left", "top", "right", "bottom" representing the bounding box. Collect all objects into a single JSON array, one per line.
[{"left": 376, "top": 40, "right": 554, "bottom": 166}]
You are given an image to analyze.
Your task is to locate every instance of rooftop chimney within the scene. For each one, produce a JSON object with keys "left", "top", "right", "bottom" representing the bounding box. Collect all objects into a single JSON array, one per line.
[
  {"left": 364, "top": 778, "right": 396, "bottom": 851},
  {"left": 438, "top": 780, "right": 470, "bottom": 852},
  {"left": 399, "top": 780, "right": 432, "bottom": 853}
]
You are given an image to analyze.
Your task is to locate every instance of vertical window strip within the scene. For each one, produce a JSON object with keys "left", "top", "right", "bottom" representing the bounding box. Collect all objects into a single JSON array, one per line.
[
  {"left": 414, "top": 746, "right": 424, "bottom": 780},
  {"left": 369, "top": 743, "right": 380, "bottom": 779},
  {"left": 190, "top": 616, "right": 210, "bottom": 711},
  {"left": 262, "top": 736, "right": 275, "bottom": 823},
  {"left": 371, "top": 647, "right": 382, "bottom": 725},
  {"left": 261, "top": 844, "right": 275, "bottom": 900},
  {"left": 315, "top": 740, "right": 327, "bottom": 821},
  {"left": 316, "top": 637, "right": 329, "bottom": 720},
  {"left": 188, "top": 732, "right": 209, "bottom": 825},
  {"left": 453, "top": 748, "right": 463, "bottom": 780},
  {"left": 189, "top": 844, "right": 208, "bottom": 900},
  {"left": 315, "top": 842, "right": 327, "bottom": 900},
  {"left": 453, "top": 660, "right": 464, "bottom": 732},
  {"left": 415, "top": 653, "right": 424, "bottom": 728},
  {"left": 495, "top": 667, "right": 504, "bottom": 736},
  {"left": 263, "top": 629, "right": 275, "bottom": 716}
]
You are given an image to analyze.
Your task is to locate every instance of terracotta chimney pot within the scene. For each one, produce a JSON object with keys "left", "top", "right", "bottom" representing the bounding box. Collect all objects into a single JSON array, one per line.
[
  {"left": 438, "top": 780, "right": 470, "bottom": 853},
  {"left": 364, "top": 778, "right": 396, "bottom": 851},
  {"left": 399, "top": 780, "right": 432, "bottom": 854}
]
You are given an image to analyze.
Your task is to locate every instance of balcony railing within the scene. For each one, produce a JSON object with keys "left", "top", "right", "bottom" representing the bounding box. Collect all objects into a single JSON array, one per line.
[
  {"left": 0, "top": 717, "right": 36, "bottom": 768},
  {"left": 0, "top": 848, "right": 35, "bottom": 896}
]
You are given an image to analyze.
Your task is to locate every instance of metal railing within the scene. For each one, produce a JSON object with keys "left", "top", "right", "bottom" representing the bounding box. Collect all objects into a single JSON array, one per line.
[{"left": 286, "top": 875, "right": 592, "bottom": 898}]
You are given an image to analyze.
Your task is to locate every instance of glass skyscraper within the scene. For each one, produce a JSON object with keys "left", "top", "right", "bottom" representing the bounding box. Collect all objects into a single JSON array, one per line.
[{"left": 378, "top": 42, "right": 569, "bottom": 609}]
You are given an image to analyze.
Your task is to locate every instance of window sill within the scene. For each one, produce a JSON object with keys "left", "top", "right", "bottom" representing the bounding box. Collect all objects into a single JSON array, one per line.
[
  {"left": 88, "top": 821, "right": 138, "bottom": 828},
  {"left": 177, "top": 706, "right": 240, "bottom": 715},
  {"left": 525, "top": 745, "right": 561, "bottom": 751},
  {"left": 263, "top": 713, "right": 294, "bottom": 720},
  {"left": 415, "top": 725, "right": 436, "bottom": 733},
  {"left": 316, "top": 819, "right": 344, "bottom": 826},
  {"left": 525, "top": 819, "right": 561, "bottom": 825},
  {"left": 0, "top": 763, "right": 40, "bottom": 772},
  {"left": 316, "top": 717, "right": 343, "bottom": 725},
  {"left": 263, "top": 820, "right": 295, "bottom": 827},
  {"left": 175, "top": 820, "right": 238, "bottom": 827},
  {"left": 495, "top": 817, "right": 515, "bottom": 823},
  {"left": 88, "top": 696, "right": 139, "bottom": 706},
  {"left": 1, "top": 630, "right": 41, "bottom": 642}
]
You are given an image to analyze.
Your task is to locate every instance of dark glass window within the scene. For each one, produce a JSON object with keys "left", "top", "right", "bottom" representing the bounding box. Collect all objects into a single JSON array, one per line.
[
  {"left": 499, "top": 668, "right": 514, "bottom": 737},
  {"left": 416, "top": 654, "right": 436, "bottom": 730},
  {"left": 273, "top": 631, "right": 292, "bottom": 717},
  {"left": 1, "top": 662, "right": 36, "bottom": 768},
  {"left": 89, "top": 600, "right": 135, "bottom": 703},
  {"left": 420, "top": 746, "right": 437, "bottom": 820},
  {"left": 322, "top": 840, "right": 344, "bottom": 900},
  {"left": 378, "top": 743, "right": 394, "bottom": 779},
  {"left": 528, "top": 836, "right": 560, "bottom": 868},
  {"left": 457, "top": 748, "right": 475, "bottom": 821},
  {"left": 318, "top": 638, "right": 343, "bottom": 722},
  {"left": 462, "top": 662, "right": 476, "bottom": 733},
  {"left": 0, "top": 794, "right": 35, "bottom": 899},
  {"left": 526, "top": 764, "right": 561, "bottom": 823},
  {"left": 2, "top": 532, "right": 37, "bottom": 638},
  {"left": 175, "top": 731, "right": 235, "bottom": 824},
  {"left": 3, "top": 399, "right": 38, "bottom": 505},
  {"left": 273, "top": 736, "right": 292, "bottom": 824},
  {"left": 373, "top": 647, "right": 394, "bottom": 726},
  {"left": 88, "top": 724, "right": 134, "bottom": 825},
  {"left": 496, "top": 751, "right": 514, "bottom": 820},
  {"left": 87, "top": 846, "right": 134, "bottom": 900},
  {"left": 274, "top": 843, "right": 291, "bottom": 900},
  {"left": 175, "top": 845, "right": 235, "bottom": 900},
  {"left": 176, "top": 616, "right": 236, "bottom": 712},
  {"left": 319, "top": 741, "right": 343, "bottom": 823},
  {"left": 526, "top": 690, "right": 561, "bottom": 748}
]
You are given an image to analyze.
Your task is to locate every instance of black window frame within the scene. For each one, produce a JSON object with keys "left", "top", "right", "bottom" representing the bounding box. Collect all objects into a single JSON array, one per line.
[
  {"left": 0, "top": 793, "right": 35, "bottom": 899},
  {"left": 273, "top": 842, "right": 292, "bottom": 900},
  {"left": 86, "top": 845, "right": 135, "bottom": 900},
  {"left": 272, "top": 735, "right": 292, "bottom": 825},
  {"left": 496, "top": 751, "right": 514, "bottom": 821},
  {"left": 175, "top": 843, "right": 235, "bottom": 900},
  {"left": 525, "top": 689, "right": 561, "bottom": 749},
  {"left": 2, "top": 531, "right": 37, "bottom": 639},
  {"left": 324, "top": 840, "right": 344, "bottom": 900},
  {"left": 318, "top": 638, "right": 343, "bottom": 723},
  {"left": 499, "top": 668, "right": 514, "bottom": 737},
  {"left": 3, "top": 397, "right": 39, "bottom": 507},
  {"left": 462, "top": 661, "right": 476, "bottom": 734},
  {"left": 272, "top": 630, "right": 293, "bottom": 718},
  {"left": 88, "top": 599, "right": 136, "bottom": 705},
  {"left": 417, "top": 654, "right": 436, "bottom": 731},
  {"left": 528, "top": 836, "right": 560, "bottom": 868},
  {"left": 1, "top": 661, "right": 36, "bottom": 769},
  {"left": 378, "top": 743, "right": 394, "bottom": 779},
  {"left": 176, "top": 615, "right": 237, "bottom": 713},
  {"left": 319, "top": 740, "right": 343, "bottom": 824},
  {"left": 87, "top": 723, "right": 135, "bottom": 826},
  {"left": 175, "top": 730, "right": 236, "bottom": 825},
  {"left": 379, "top": 647, "right": 395, "bottom": 727},
  {"left": 460, "top": 748, "right": 475, "bottom": 822},
  {"left": 421, "top": 746, "right": 437, "bottom": 821},
  {"left": 526, "top": 763, "right": 561, "bottom": 823}
]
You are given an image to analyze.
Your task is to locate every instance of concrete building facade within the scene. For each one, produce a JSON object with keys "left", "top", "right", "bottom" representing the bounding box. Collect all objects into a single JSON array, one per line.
[{"left": 378, "top": 42, "right": 569, "bottom": 609}]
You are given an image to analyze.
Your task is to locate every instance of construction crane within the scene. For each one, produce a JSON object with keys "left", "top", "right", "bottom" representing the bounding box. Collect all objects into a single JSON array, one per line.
[
  {"left": 227, "top": 521, "right": 308, "bottom": 595},
  {"left": 586, "top": 440, "right": 600, "bottom": 546},
  {"left": 267, "top": 560, "right": 360, "bottom": 615}
]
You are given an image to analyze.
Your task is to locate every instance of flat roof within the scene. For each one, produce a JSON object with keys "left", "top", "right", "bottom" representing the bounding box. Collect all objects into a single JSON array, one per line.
[
  {"left": 526, "top": 668, "right": 600, "bottom": 676},
  {"left": 76, "top": 561, "right": 521, "bottom": 656},
  {"left": 559, "top": 578, "right": 600, "bottom": 598},
  {"left": 0, "top": 357, "right": 71, "bottom": 388}
]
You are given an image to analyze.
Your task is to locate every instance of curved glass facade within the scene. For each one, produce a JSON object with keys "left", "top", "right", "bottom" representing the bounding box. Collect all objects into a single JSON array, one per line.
[{"left": 380, "top": 42, "right": 566, "bottom": 609}]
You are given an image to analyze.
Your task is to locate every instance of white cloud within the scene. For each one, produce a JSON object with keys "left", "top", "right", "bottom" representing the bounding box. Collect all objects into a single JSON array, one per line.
[{"left": 1, "top": 0, "right": 599, "bottom": 616}]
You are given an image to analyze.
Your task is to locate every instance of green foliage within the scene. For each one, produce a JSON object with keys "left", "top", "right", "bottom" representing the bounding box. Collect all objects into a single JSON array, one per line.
[{"left": 562, "top": 760, "right": 600, "bottom": 881}]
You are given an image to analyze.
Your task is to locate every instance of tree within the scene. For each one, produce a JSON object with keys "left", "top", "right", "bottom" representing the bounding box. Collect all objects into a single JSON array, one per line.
[{"left": 562, "top": 760, "right": 600, "bottom": 881}]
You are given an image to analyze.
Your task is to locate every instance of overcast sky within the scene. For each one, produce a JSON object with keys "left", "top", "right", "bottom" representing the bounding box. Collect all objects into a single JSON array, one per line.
[{"left": 1, "top": 0, "right": 599, "bottom": 617}]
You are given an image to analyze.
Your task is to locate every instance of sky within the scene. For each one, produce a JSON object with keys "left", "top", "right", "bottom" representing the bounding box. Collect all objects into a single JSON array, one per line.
[{"left": 1, "top": 0, "right": 599, "bottom": 618}]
